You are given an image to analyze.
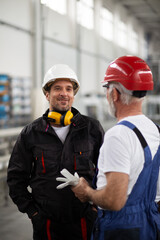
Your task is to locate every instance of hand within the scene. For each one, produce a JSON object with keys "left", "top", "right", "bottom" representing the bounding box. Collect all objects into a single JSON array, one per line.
[
  {"left": 56, "top": 169, "right": 79, "bottom": 189},
  {"left": 71, "top": 177, "right": 91, "bottom": 202}
]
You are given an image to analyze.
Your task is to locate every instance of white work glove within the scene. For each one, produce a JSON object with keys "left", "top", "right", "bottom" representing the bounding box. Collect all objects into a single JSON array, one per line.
[{"left": 56, "top": 168, "right": 79, "bottom": 189}]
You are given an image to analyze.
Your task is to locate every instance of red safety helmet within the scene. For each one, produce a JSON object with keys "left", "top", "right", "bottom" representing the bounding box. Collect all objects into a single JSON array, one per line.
[{"left": 102, "top": 56, "right": 153, "bottom": 91}]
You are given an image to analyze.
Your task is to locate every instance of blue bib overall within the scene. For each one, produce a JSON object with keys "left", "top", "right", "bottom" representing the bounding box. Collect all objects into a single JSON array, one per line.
[{"left": 92, "top": 121, "right": 160, "bottom": 240}]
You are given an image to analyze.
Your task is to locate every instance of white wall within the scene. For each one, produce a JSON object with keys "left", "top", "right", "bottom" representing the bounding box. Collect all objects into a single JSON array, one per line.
[
  {"left": 0, "top": 25, "right": 33, "bottom": 77},
  {"left": 44, "top": 41, "right": 77, "bottom": 73},
  {"left": 0, "top": 0, "right": 33, "bottom": 29},
  {"left": 0, "top": 0, "right": 33, "bottom": 77}
]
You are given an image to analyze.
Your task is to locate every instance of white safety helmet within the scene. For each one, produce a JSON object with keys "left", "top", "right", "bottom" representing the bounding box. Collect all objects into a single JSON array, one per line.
[{"left": 42, "top": 64, "right": 80, "bottom": 95}]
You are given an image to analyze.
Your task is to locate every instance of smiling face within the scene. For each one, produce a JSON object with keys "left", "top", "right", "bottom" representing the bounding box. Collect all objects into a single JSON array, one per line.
[{"left": 45, "top": 79, "right": 74, "bottom": 112}]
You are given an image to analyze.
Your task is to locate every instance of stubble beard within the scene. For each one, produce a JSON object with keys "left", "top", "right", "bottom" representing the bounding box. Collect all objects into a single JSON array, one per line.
[
  {"left": 108, "top": 95, "right": 116, "bottom": 118},
  {"left": 51, "top": 102, "right": 70, "bottom": 113}
]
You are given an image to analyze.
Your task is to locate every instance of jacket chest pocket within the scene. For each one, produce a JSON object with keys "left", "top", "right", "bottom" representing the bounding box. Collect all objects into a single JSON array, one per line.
[
  {"left": 73, "top": 142, "right": 95, "bottom": 172},
  {"left": 33, "top": 146, "right": 61, "bottom": 175}
]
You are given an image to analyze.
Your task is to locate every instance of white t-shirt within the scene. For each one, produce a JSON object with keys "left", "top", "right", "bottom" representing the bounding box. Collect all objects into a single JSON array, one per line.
[
  {"left": 97, "top": 115, "right": 160, "bottom": 201},
  {"left": 52, "top": 125, "right": 70, "bottom": 144}
]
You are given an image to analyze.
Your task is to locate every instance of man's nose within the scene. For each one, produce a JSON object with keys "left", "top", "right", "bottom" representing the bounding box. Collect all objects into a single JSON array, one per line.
[{"left": 60, "top": 88, "right": 68, "bottom": 96}]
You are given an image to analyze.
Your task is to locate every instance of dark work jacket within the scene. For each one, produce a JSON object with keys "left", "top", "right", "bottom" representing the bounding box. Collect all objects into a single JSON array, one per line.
[{"left": 7, "top": 107, "right": 104, "bottom": 223}]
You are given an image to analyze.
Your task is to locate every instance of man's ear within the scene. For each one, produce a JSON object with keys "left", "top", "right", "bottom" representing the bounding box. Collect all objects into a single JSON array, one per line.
[
  {"left": 112, "top": 88, "right": 119, "bottom": 102},
  {"left": 45, "top": 92, "right": 50, "bottom": 102}
]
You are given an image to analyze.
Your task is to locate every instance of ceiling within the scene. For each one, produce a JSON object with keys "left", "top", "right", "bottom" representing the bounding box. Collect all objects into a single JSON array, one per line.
[{"left": 113, "top": 0, "right": 160, "bottom": 43}]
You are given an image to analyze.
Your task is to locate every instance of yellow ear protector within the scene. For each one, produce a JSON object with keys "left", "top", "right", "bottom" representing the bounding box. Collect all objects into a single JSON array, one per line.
[{"left": 47, "top": 111, "right": 73, "bottom": 126}]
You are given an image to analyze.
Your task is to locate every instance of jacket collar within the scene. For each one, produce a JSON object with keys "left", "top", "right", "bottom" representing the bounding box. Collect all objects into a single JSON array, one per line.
[{"left": 41, "top": 107, "right": 87, "bottom": 131}]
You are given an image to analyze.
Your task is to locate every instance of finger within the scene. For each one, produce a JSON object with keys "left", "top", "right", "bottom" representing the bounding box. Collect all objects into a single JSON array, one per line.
[
  {"left": 56, "top": 177, "right": 68, "bottom": 182},
  {"left": 56, "top": 182, "right": 69, "bottom": 189},
  {"left": 74, "top": 172, "right": 79, "bottom": 178},
  {"left": 61, "top": 169, "right": 74, "bottom": 179}
]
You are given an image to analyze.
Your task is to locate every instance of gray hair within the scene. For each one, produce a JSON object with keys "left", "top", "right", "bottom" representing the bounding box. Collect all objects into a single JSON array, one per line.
[{"left": 108, "top": 82, "right": 145, "bottom": 105}]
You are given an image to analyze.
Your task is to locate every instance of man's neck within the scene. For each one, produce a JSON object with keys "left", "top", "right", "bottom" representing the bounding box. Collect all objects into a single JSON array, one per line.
[
  {"left": 116, "top": 101, "right": 143, "bottom": 121},
  {"left": 50, "top": 123, "right": 62, "bottom": 128}
]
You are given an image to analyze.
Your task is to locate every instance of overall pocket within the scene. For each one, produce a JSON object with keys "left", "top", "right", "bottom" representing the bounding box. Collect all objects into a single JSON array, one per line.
[
  {"left": 32, "top": 146, "right": 60, "bottom": 176},
  {"left": 73, "top": 142, "right": 95, "bottom": 173}
]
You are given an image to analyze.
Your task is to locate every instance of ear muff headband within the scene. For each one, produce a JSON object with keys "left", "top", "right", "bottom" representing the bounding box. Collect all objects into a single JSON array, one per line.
[{"left": 48, "top": 111, "right": 73, "bottom": 126}]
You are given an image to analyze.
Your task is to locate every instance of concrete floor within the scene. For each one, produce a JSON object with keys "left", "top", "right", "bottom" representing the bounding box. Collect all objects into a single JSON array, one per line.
[
  {"left": 0, "top": 173, "right": 33, "bottom": 239},
  {"left": 0, "top": 200, "right": 33, "bottom": 240}
]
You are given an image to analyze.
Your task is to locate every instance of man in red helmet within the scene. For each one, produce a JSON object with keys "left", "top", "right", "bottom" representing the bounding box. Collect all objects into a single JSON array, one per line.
[{"left": 72, "top": 56, "right": 160, "bottom": 240}]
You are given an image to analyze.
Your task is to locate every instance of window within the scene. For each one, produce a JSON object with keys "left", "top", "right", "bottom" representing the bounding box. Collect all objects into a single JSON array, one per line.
[
  {"left": 41, "top": 0, "right": 67, "bottom": 15},
  {"left": 118, "top": 20, "right": 127, "bottom": 48},
  {"left": 77, "top": 0, "right": 94, "bottom": 29},
  {"left": 100, "top": 8, "right": 113, "bottom": 41}
]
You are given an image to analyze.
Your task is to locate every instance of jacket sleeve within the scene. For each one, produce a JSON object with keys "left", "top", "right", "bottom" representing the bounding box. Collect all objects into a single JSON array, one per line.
[
  {"left": 7, "top": 127, "right": 37, "bottom": 218},
  {"left": 93, "top": 120, "right": 105, "bottom": 166},
  {"left": 89, "top": 120, "right": 104, "bottom": 189}
]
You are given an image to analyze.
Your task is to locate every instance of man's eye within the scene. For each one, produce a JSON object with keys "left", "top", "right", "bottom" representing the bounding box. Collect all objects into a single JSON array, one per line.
[{"left": 55, "top": 87, "right": 61, "bottom": 91}]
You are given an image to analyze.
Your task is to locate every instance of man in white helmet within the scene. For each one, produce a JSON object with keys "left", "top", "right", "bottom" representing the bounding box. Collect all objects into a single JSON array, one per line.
[{"left": 7, "top": 64, "right": 104, "bottom": 240}]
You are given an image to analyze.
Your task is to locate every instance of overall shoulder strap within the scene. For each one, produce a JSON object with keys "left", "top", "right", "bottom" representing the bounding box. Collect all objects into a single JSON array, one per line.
[
  {"left": 156, "top": 124, "right": 160, "bottom": 134},
  {"left": 117, "top": 120, "right": 148, "bottom": 150},
  {"left": 118, "top": 120, "right": 152, "bottom": 167}
]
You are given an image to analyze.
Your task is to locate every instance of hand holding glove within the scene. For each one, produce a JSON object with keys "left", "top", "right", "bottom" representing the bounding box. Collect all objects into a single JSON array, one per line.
[{"left": 56, "top": 168, "right": 79, "bottom": 189}]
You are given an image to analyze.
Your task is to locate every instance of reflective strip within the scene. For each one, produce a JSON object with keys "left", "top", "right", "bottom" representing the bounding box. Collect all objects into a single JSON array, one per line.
[
  {"left": 81, "top": 217, "right": 87, "bottom": 240},
  {"left": 42, "top": 152, "right": 46, "bottom": 173},
  {"left": 46, "top": 219, "right": 52, "bottom": 240},
  {"left": 45, "top": 123, "right": 49, "bottom": 132}
]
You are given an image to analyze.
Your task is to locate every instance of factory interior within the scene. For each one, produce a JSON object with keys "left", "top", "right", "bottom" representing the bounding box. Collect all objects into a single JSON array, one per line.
[{"left": 0, "top": 0, "right": 160, "bottom": 239}]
